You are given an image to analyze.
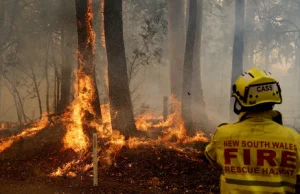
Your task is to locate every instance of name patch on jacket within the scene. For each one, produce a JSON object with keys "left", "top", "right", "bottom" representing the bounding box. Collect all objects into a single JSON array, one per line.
[{"left": 223, "top": 140, "right": 297, "bottom": 177}]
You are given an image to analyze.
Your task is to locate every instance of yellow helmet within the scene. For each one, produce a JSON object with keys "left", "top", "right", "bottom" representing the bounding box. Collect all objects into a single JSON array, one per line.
[{"left": 232, "top": 67, "right": 282, "bottom": 113}]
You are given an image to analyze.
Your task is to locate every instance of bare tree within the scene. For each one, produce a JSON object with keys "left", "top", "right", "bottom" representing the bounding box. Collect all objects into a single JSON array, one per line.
[{"left": 104, "top": 0, "right": 138, "bottom": 138}]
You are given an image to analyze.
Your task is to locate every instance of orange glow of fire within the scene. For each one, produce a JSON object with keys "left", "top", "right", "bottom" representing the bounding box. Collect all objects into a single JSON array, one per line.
[
  {"left": 0, "top": 123, "right": 8, "bottom": 130},
  {"left": 0, "top": 116, "right": 49, "bottom": 153},
  {"left": 62, "top": 70, "right": 100, "bottom": 153},
  {"left": 135, "top": 112, "right": 156, "bottom": 131},
  {"left": 100, "top": 0, "right": 106, "bottom": 48}
]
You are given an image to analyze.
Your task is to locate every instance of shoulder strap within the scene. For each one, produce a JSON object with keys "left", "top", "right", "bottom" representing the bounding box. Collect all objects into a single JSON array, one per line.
[
  {"left": 271, "top": 110, "right": 283, "bottom": 125},
  {"left": 218, "top": 123, "right": 229, "bottom": 127}
]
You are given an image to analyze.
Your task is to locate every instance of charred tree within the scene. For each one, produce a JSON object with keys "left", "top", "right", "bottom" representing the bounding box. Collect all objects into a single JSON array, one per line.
[
  {"left": 168, "top": 0, "right": 186, "bottom": 112},
  {"left": 181, "top": 0, "right": 197, "bottom": 135},
  {"left": 75, "top": 0, "right": 102, "bottom": 120},
  {"left": 230, "top": 0, "right": 245, "bottom": 121},
  {"left": 104, "top": 0, "right": 138, "bottom": 138},
  {"left": 191, "top": 0, "right": 208, "bottom": 131}
]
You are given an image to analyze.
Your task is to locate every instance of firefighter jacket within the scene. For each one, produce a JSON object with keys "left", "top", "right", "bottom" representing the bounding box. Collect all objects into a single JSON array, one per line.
[{"left": 205, "top": 110, "right": 300, "bottom": 194}]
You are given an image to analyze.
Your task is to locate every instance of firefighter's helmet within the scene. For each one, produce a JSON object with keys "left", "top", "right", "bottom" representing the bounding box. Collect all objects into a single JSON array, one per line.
[{"left": 232, "top": 67, "right": 282, "bottom": 114}]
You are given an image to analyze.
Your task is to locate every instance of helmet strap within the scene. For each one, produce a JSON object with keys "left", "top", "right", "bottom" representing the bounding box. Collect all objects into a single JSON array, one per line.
[{"left": 233, "top": 99, "right": 242, "bottom": 115}]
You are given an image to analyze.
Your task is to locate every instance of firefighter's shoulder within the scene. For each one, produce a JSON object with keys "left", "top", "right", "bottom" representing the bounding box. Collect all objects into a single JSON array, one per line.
[{"left": 217, "top": 122, "right": 229, "bottom": 128}]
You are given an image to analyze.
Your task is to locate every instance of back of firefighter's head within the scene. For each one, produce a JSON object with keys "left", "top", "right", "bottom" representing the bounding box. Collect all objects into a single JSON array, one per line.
[{"left": 231, "top": 67, "right": 282, "bottom": 115}]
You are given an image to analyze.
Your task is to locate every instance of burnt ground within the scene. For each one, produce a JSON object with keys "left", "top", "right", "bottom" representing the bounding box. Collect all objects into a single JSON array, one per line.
[{"left": 0, "top": 123, "right": 221, "bottom": 194}]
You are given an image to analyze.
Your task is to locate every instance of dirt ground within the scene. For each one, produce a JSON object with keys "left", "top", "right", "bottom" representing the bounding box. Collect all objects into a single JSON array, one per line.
[
  {"left": 0, "top": 123, "right": 220, "bottom": 194},
  {"left": 0, "top": 146, "right": 221, "bottom": 194}
]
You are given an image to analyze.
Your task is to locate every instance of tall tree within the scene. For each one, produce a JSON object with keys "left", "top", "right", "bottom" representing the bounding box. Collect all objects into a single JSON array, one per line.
[
  {"left": 191, "top": 0, "right": 208, "bottom": 130},
  {"left": 243, "top": 0, "right": 255, "bottom": 71},
  {"left": 168, "top": 0, "right": 186, "bottom": 111},
  {"left": 59, "top": 0, "right": 76, "bottom": 112},
  {"left": 230, "top": 0, "right": 245, "bottom": 121},
  {"left": 181, "top": 0, "right": 197, "bottom": 135},
  {"left": 75, "top": 0, "right": 101, "bottom": 118},
  {"left": 104, "top": 0, "right": 138, "bottom": 138}
]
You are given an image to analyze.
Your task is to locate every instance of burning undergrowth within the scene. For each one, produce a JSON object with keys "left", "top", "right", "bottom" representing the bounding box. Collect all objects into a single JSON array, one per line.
[
  {"left": 0, "top": 1, "right": 211, "bottom": 191},
  {"left": 0, "top": 73, "right": 212, "bottom": 192},
  {"left": 0, "top": 93, "right": 209, "bottom": 179}
]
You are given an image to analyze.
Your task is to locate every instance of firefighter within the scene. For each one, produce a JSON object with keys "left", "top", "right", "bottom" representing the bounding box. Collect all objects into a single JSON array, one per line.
[{"left": 204, "top": 67, "right": 300, "bottom": 193}]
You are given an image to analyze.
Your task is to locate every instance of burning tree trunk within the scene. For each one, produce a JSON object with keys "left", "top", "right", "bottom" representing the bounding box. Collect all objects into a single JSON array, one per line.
[
  {"left": 181, "top": 0, "right": 197, "bottom": 135},
  {"left": 168, "top": 0, "right": 186, "bottom": 112},
  {"left": 230, "top": 0, "right": 245, "bottom": 121},
  {"left": 104, "top": 0, "right": 137, "bottom": 138},
  {"left": 75, "top": 0, "right": 101, "bottom": 119},
  {"left": 191, "top": 0, "right": 208, "bottom": 131}
]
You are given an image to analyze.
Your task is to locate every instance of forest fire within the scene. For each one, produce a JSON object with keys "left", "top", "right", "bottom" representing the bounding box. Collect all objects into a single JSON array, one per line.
[{"left": 0, "top": 0, "right": 209, "bottom": 187}]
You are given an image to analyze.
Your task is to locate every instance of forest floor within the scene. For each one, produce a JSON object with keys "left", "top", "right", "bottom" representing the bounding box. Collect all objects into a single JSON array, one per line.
[{"left": 0, "top": 124, "right": 221, "bottom": 194}]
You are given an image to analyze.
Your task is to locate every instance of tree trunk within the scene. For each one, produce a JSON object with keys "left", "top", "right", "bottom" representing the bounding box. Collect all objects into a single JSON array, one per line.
[
  {"left": 59, "top": 0, "right": 75, "bottom": 112},
  {"left": 191, "top": 0, "right": 208, "bottom": 131},
  {"left": 168, "top": 0, "right": 186, "bottom": 110},
  {"left": 104, "top": 0, "right": 137, "bottom": 138},
  {"left": 30, "top": 64, "right": 43, "bottom": 119},
  {"left": 76, "top": 0, "right": 102, "bottom": 120},
  {"left": 45, "top": 34, "right": 51, "bottom": 114},
  {"left": 243, "top": 0, "right": 255, "bottom": 71},
  {"left": 56, "top": 71, "right": 60, "bottom": 111},
  {"left": 53, "top": 69, "right": 57, "bottom": 111},
  {"left": 0, "top": 70, "right": 27, "bottom": 123},
  {"left": 181, "top": 0, "right": 197, "bottom": 135},
  {"left": 230, "top": 0, "right": 245, "bottom": 121},
  {"left": 2, "top": 80, "right": 22, "bottom": 124},
  {"left": 0, "top": 0, "right": 4, "bottom": 42},
  {"left": 59, "top": 28, "right": 73, "bottom": 111}
]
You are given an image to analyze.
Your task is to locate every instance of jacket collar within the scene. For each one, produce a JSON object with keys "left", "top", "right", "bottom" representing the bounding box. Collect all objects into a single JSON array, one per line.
[{"left": 238, "top": 110, "right": 274, "bottom": 122}]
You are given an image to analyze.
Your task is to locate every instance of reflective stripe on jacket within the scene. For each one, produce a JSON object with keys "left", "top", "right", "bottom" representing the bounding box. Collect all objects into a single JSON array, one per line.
[{"left": 205, "top": 110, "right": 300, "bottom": 194}]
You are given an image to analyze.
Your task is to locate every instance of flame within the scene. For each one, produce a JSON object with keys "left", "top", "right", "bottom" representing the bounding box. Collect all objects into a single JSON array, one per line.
[
  {"left": 0, "top": 123, "right": 8, "bottom": 130},
  {"left": 2, "top": 0, "right": 209, "bottom": 180},
  {"left": 62, "top": 73, "right": 97, "bottom": 153},
  {"left": 0, "top": 122, "right": 18, "bottom": 130},
  {"left": 61, "top": 0, "right": 99, "bottom": 154},
  {"left": 0, "top": 116, "right": 49, "bottom": 153},
  {"left": 105, "top": 67, "right": 109, "bottom": 89},
  {"left": 100, "top": 0, "right": 106, "bottom": 48},
  {"left": 135, "top": 112, "right": 156, "bottom": 131}
]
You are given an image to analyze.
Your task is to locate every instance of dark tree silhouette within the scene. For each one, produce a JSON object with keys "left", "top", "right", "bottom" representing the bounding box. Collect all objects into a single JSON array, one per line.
[
  {"left": 181, "top": 0, "right": 197, "bottom": 135},
  {"left": 104, "top": 0, "right": 137, "bottom": 138}
]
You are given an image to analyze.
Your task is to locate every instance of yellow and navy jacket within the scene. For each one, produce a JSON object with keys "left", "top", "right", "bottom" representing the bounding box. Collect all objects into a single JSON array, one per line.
[{"left": 205, "top": 110, "right": 300, "bottom": 194}]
